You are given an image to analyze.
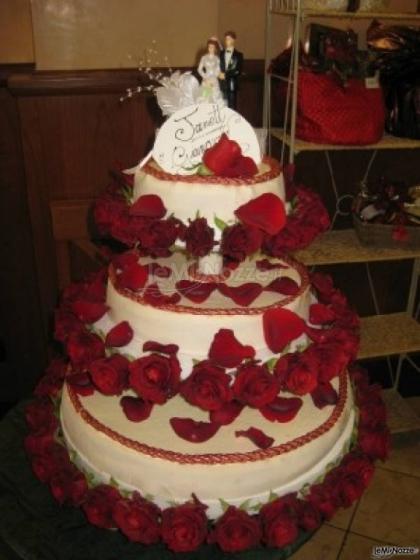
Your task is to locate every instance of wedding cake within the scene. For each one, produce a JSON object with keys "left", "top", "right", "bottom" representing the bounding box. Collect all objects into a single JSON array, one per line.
[{"left": 25, "top": 89, "right": 389, "bottom": 554}]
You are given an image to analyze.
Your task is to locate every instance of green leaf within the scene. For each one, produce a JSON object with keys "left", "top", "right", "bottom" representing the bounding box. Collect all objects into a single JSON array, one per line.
[
  {"left": 238, "top": 499, "right": 252, "bottom": 512},
  {"left": 144, "top": 493, "right": 155, "bottom": 502},
  {"left": 196, "top": 163, "right": 213, "bottom": 176},
  {"left": 168, "top": 499, "right": 180, "bottom": 507},
  {"left": 214, "top": 215, "right": 228, "bottom": 232},
  {"left": 109, "top": 476, "right": 120, "bottom": 489},
  {"left": 218, "top": 498, "right": 230, "bottom": 513},
  {"left": 298, "top": 483, "right": 311, "bottom": 498},
  {"left": 265, "top": 357, "right": 278, "bottom": 373},
  {"left": 268, "top": 489, "right": 279, "bottom": 502},
  {"left": 192, "top": 358, "right": 201, "bottom": 366}
]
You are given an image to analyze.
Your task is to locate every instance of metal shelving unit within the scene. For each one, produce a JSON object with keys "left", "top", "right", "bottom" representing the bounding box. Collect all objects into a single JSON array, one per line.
[{"left": 263, "top": 1, "right": 420, "bottom": 437}]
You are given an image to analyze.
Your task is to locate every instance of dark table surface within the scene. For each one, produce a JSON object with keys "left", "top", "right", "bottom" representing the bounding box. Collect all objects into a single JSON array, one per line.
[{"left": 0, "top": 402, "right": 314, "bottom": 560}]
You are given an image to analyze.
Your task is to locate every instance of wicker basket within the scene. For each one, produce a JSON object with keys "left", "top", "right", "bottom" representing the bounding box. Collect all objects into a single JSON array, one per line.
[{"left": 353, "top": 214, "right": 420, "bottom": 249}]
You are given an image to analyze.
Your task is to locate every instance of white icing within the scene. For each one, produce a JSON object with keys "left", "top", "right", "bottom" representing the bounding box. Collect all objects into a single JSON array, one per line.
[
  {"left": 98, "top": 254, "right": 312, "bottom": 376},
  {"left": 61, "top": 377, "right": 355, "bottom": 519},
  {"left": 132, "top": 161, "right": 286, "bottom": 241}
]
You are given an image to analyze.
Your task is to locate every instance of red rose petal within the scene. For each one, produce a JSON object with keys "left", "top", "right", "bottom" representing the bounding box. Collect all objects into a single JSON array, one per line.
[
  {"left": 203, "top": 133, "right": 241, "bottom": 175},
  {"left": 117, "top": 263, "right": 148, "bottom": 291},
  {"left": 256, "top": 259, "right": 287, "bottom": 271},
  {"left": 148, "top": 262, "right": 172, "bottom": 278},
  {"left": 209, "top": 400, "right": 244, "bottom": 425},
  {"left": 260, "top": 396, "right": 303, "bottom": 422},
  {"left": 143, "top": 283, "right": 181, "bottom": 306},
  {"left": 222, "top": 155, "right": 258, "bottom": 178},
  {"left": 129, "top": 194, "right": 166, "bottom": 219},
  {"left": 143, "top": 340, "right": 179, "bottom": 355},
  {"left": 311, "top": 382, "right": 338, "bottom": 409},
  {"left": 105, "top": 321, "right": 134, "bottom": 347},
  {"left": 112, "top": 252, "right": 138, "bottom": 271},
  {"left": 67, "top": 372, "right": 95, "bottom": 396},
  {"left": 170, "top": 417, "right": 220, "bottom": 443},
  {"left": 265, "top": 277, "right": 300, "bottom": 296},
  {"left": 309, "top": 303, "right": 336, "bottom": 325},
  {"left": 71, "top": 301, "right": 109, "bottom": 323},
  {"left": 305, "top": 325, "right": 329, "bottom": 344},
  {"left": 235, "top": 426, "right": 274, "bottom": 449},
  {"left": 120, "top": 396, "right": 153, "bottom": 422},
  {"left": 263, "top": 308, "right": 306, "bottom": 353},
  {"left": 176, "top": 280, "right": 217, "bottom": 303},
  {"left": 235, "top": 193, "right": 286, "bottom": 235},
  {"left": 218, "top": 282, "right": 263, "bottom": 307},
  {"left": 209, "top": 328, "right": 255, "bottom": 368}
]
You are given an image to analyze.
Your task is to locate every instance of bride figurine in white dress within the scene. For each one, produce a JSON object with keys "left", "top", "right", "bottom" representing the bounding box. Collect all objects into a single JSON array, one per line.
[{"left": 197, "top": 38, "right": 225, "bottom": 105}]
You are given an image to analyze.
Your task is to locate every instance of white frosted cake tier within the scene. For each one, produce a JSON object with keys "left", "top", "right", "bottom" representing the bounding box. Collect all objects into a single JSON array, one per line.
[
  {"left": 61, "top": 372, "right": 355, "bottom": 520},
  {"left": 98, "top": 253, "right": 313, "bottom": 376},
  {"left": 133, "top": 157, "right": 285, "bottom": 238}
]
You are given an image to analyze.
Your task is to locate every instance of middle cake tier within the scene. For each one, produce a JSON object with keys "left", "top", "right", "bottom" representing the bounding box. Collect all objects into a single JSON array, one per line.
[{"left": 98, "top": 252, "right": 313, "bottom": 376}]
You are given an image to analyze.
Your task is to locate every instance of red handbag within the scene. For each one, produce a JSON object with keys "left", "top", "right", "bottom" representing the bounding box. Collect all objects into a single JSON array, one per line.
[{"left": 295, "top": 70, "right": 386, "bottom": 145}]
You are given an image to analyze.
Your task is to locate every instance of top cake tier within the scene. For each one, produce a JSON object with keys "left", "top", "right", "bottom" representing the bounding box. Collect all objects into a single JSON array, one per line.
[{"left": 133, "top": 156, "right": 285, "bottom": 239}]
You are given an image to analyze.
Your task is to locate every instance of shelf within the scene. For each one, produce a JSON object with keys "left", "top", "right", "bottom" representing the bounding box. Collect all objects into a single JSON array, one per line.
[
  {"left": 383, "top": 389, "right": 420, "bottom": 437},
  {"left": 271, "top": 128, "right": 420, "bottom": 153},
  {"left": 359, "top": 313, "right": 420, "bottom": 360},
  {"left": 295, "top": 229, "right": 420, "bottom": 266},
  {"left": 271, "top": 8, "right": 420, "bottom": 20}
]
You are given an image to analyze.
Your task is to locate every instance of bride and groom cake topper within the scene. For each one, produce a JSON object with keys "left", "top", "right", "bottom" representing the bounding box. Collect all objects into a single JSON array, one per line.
[{"left": 197, "top": 30, "right": 243, "bottom": 110}]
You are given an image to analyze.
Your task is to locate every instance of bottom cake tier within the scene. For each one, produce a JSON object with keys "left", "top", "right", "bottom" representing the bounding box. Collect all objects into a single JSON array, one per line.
[{"left": 60, "top": 370, "right": 355, "bottom": 519}]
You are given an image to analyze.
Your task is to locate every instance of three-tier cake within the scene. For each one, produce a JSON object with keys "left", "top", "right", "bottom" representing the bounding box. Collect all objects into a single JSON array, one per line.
[{"left": 25, "top": 97, "right": 389, "bottom": 554}]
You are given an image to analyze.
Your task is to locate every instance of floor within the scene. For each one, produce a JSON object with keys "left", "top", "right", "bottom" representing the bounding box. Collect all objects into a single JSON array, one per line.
[{"left": 294, "top": 396, "right": 420, "bottom": 560}]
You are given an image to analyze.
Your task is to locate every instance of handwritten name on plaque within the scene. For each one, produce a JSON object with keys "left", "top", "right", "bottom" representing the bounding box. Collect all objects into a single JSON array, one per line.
[{"left": 153, "top": 103, "right": 261, "bottom": 175}]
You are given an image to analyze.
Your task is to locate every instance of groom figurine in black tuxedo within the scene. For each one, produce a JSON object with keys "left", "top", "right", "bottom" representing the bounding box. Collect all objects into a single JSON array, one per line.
[{"left": 219, "top": 30, "right": 243, "bottom": 110}]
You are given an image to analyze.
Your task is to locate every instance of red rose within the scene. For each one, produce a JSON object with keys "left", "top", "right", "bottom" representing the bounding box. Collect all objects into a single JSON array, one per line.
[
  {"left": 34, "top": 359, "right": 67, "bottom": 398},
  {"left": 94, "top": 195, "right": 127, "bottom": 235},
  {"left": 309, "top": 303, "right": 336, "bottom": 325},
  {"left": 221, "top": 224, "right": 263, "bottom": 262},
  {"left": 285, "top": 357, "right": 318, "bottom": 396},
  {"left": 203, "top": 133, "right": 241, "bottom": 175},
  {"left": 222, "top": 155, "right": 258, "bottom": 178},
  {"left": 307, "top": 482, "right": 339, "bottom": 521},
  {"left": 82, "top": 485, "right": 121, "bottom": 529},
  {"left": 67, "top": 371, "right": 95, "bottom": 396},
  {"left": 113, "top": 494, "right": 161, "bottom": 544},
  {"left": 25, "top": 398, "right": 55, "bottom": 431},
  {"left": 310, "top": 272, "right": 335, "bottom": 302},
  {"left": 105, "top": 321, "right": 134, "bottom": 347},
  {"left": 336, "top": 472, "right": 365, "bottom": 507},
  {"left": 54, "top": 308, "right": 85, "bottom": 343},
  {"left": 31, "top": 443, "right": 70, "bottom": 483},
  {"left": 359, "top": 400, "right": 387, "bottom": 429},
  {"left": 89, "top": 354, "right": 129, "bottom": 395},
  {"left": 341, "top": 453, "right": 375, "bottom": 488},
  {"left": 71, "top": 300, "right": 109, "bottom": 323},
  {"left": 358, "top": 426, "right": 390, "bottom": 461},
  {"left": 208, "top": 328, "right": 255, "bottom": 368},
  {"left": 129, "top": 353, "right": 181, "bottom": 404},
  {"left": 297, "top": 501, "right": 321, "bottom": 532},
  {"left": 180, "top": 361, "right": 232, "bottom": 411},
  {"left": 210, "top": 506, "right": 262, "bottom": 552},
  {"left": 138, "top": 218, "right": 179, "bottom": 258},
  {"left": 184, "top": 217, "right": 215, "bottom": 258},
  {"left": 233, "top": 364, "right": 279, "bottom": 408},
  {"left": 259, "top": 493, "right": 300, "bottom": 523},
  {"left": 263, "top": 512, "right": 298, "bottom": 548},
  {"left": 66, "top": 330, "right": 105, "bottom": 371},
  {"left": 50, "top": 466, "right": 88, "bottom": 506},
  {"left": 24, "top": 415, "right": 59, "bottom": 456},
  {"left": 161, "top": 502, "right": 207, "bottom": 552},
  {"left": 308, "top": 343, "right": 348, "bottom": 384}
]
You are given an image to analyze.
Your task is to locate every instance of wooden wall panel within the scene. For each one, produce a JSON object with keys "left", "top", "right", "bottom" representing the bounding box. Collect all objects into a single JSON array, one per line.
[{"left": 0, "top": 64, "right": 46, "bottom": 399}]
